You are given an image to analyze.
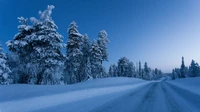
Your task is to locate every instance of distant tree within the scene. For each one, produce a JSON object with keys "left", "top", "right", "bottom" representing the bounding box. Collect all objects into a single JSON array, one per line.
[
  {"left": 109, "top": 64, "right": 115, "bottom": 77},
  {"left": 138, "top": 61, "right": 142, "bottom": 78},
  {"left": 117, "top": 57, "right": 129, "bottom": 77},
  {"left": 180, "top": 57, "right": 186, "bottom": 78},
  {"left": 117, "top": 57, "right": 137, "bottom": 78},
  {"left": 66, "top": 21, "right": 83, "bottom": 84},
  {"left": 188, "top": 60, "right": 200, "bottom": 77},
  {"left": 127, "top": 62, "right": 136, "bottom": 77},
  {"left": 171, "top": 69, "right": 176, "bottom": 80},
  {"left": 109, "top": 64, "right": 118, "bottom": 77},
  {"left": 0, "top": 43, "right": 11, "bottom": 84},
  {"left": 175, "top": 68, "right": 181, "bottom": 78},
  {"left": 143, "top": 62, "right": 151, "bottom": 80}
]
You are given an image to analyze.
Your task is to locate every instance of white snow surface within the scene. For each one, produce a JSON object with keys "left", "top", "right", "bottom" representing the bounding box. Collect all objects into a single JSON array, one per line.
[
  {"left": 0, "top": 77, "right": 149, "bottom": 112},
  {"left": 167, "top": 77, "right": 200, "bottom": 95},
  {"left": 1, "top": 77, "right": 200, "bottom": 112}
]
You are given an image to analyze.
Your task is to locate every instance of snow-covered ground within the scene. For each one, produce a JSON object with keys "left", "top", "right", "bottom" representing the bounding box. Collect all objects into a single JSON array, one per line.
[
  {"left": 167, "top": 77, "right": 200, "bottom": 95},
  {"left": 0, "top": 77, "right": 150, "bottom": 112},
  {"left": 1, "top": 77, "right": 200, "bottom": 112}
]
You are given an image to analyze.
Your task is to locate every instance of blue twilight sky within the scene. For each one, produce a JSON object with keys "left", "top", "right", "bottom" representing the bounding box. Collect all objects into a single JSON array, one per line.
[{"left": 1, "top": 0, "right": 200, "bottom": 73}]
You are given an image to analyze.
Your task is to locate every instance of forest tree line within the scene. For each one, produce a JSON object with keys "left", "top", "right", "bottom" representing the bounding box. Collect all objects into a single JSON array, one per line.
[{"left": 0, "top": 5, "right": 163, "bottom": 85}]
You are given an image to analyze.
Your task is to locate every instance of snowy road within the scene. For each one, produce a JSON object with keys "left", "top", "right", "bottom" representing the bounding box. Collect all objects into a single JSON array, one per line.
[
  {"left": 1, "top": 78, "right": 200, "bottom": 112},
  {"left": 91, "top": 82, "right": 200, "bottom": 112}
]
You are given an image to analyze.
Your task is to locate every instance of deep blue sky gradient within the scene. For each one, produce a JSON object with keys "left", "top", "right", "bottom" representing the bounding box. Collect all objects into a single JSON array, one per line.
[{"left": 1, "top": 0, "right": 200, "bottom": 72}]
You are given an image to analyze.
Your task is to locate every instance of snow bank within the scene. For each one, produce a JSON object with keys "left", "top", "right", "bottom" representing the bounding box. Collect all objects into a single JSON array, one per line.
[{"left": 167, "top": 77, "right": 200, "bottom": 95}]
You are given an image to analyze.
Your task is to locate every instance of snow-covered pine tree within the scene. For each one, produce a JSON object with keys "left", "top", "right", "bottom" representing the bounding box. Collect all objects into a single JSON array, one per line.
[
  {"left": 84, "top": 57, "right": 92, "bottom": 80},
  {"left": 180, "top": 57, "right": 186, "bottom": 78},
  {"left": 7, "top": 17, "right": 34, "bottom": 84},
  {"left": 109, "top": 64, "right": 115, "bottom": 77},
  {"left": 90, "top": 40, "right": 102, "bottom": 78},
  {"left": 101, "top": 66, "right": 108, "bottom": 78},
  {"left": 6, "top": 53, "right": 20, "bottom": 83},
  {"left": 113, "top": 64, "right": 118, "bottom": 77},
  {"left": 0, "top": 43, "right": 11, "bottom": 84},
  {"left": 171, "top": 69, "right": 176, "bottom": 80},
  {"left": 33, "top": 5, "right": 65, "bottom": 85},
  {"left": 78, "top": 34, "right": 91, "bottom": 81},
  {"left": 127, "top": 61, "right": 136, "bottom": 77},
  {"left": 117, "top": 57, "right": 129, "bottom": 77},
  {"left": 109, "top": 64, "right": 118, "bottom": 77},
  {"left": 138, "top": 61, "right": 142, "bottom": 78},
  {"left": 66, "top": 21, "right": 83, "bottom": 84},
  {"left": 143, "top": 62, "right": 151, "bottom": 80},
  {"left": 7, "top": 5, "right": 65, "bottom": 85},
  {"left": 97, "top": 30, "right": 109, "bottom": 63},
  {"left": 175, "top": 68, "right": 181, "bottom": 78},
  {"left": 188, "top": 60, "right": 200, "bottom": 77}
]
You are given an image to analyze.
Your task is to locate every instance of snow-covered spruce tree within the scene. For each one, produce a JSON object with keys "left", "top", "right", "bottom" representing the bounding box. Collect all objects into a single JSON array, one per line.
[
  {"left": 143, "top": 62, "right": 151, "bottom": 80},
  {"left": 109, "top": 64, "right": 116, "bottom": 77},
  {"left": 7, "top": 17, "right": 34, "bottom": 83},
  {"left": 180, "top": 57, "right": 186, "bottom": 78},
  {"left": 171, "top": 69, "right": 176, "bottom": 80},
  {"left": 7, "top": 5, "right": 65, "bottom": 85},
  {"left": 97, "top": 30, "right": 109, "bottom": 63},
  {"left": 101, "top": 66, "right": 108, "bottom": 78},
  {"left": 84, "top": 57, "right": 93, "bottom": 80},
  {"left": 6, "top": 53, "right": 21, "bottom": 83},
  {"left": 117, "top": 57, "right": 130, "bottom": 77},
  {"left": 138, "top": 61, "right": 142, "bottom": 78},
  {"left": 153, "top": 68, "right": 162, "bottom": 80},
  {"left": 66, "top": 21, "right": 83, "bottom": 84},
  {"left": 188, "top": 60, "right": 200, "bottom": 77},
  {"left": 175, "top": 68, "right": 181, "bottom": 78},
  {"left": 32, "top": 5, "right": 65, "bottom": 85},
  {"left": 109, "top": 64, "right": 118, "bottom": 77},
  {"left": 90, "top": 40, "right": 102, "bottom": 78},
  {"left": 113, "top": 64, "right": 118, "bottom": 77},
  {"left": 78, "top": 34, "right": 91, "bottom": 81},
  {"left": 0, "top": 44, "right": 11, "bottom": 84},
  {"left": 127, "top": 61, "right": 136, "bottom": 77}
]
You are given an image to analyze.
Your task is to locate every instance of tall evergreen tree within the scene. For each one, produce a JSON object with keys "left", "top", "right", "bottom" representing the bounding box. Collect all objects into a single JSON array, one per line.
[
  {"left": 109, "top": 64, "right": 114, "bottom": 77},
  {"left": 66, "top": 21, "right": 83, "bottom": 84},
  {"left": 79, "top": 34, "right": 91, "bottom": 81},
  {"left": 6, "top": 53, "right": 20, "bottom": 83},
  {"left": 7, "top": 17, "right": 33, "bottom": 83},
  {"left": 171, "top": 69, "right": 176, "bottom": 80},
  {"left": 117, "top": 57, "right": 129, "bottom": 77},
  {"left": 0, "top": 43, "right": 11, "bottom": 84},
  {"left": 109, "top": 64, "right": 117, "bottom": 77},
  {"left": 90, "top": 40, "right": 102, "bottom": 78},
  {"left": 188, "top": 60, "right": 200, "bottom": 77},
  {"left": 143, "top": 62, "right": 151, "bottom": 80},
  {"left": 97, "top": 30, "right": 109, "bottom": 63},
  {"left": 180, "top": 57, "right": 186, "bottom": 78},
  {"left": 7, "top": 5, "right": 65, "bottom": 85},
  {"left": 139, "top": 61, "right": 142, "bottom": 78}
]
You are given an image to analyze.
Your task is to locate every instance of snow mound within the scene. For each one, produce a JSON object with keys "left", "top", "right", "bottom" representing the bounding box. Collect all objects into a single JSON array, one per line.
[{"left": 167, "top": 77, "right": 200, "bottom": 95}]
